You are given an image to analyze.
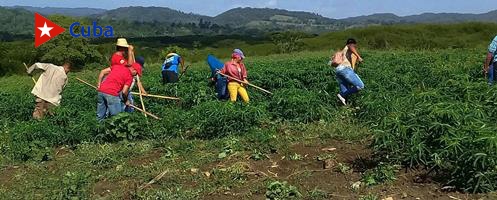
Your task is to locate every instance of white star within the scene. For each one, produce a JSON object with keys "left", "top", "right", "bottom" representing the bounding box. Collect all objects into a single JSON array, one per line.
[{"left": 38, "top": 22, "right": 53, "bottom": 37}]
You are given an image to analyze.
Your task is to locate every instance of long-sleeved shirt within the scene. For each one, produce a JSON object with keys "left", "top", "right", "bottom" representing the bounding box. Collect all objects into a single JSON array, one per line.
[
  {"left": 488, "top": 36, "right": 497, "bottom": 62},
  {"left": 27, "top": 63, "right": 68, "bottom": 106},
  {"left": 221, "top": 61, "right": 247, "bottom": 83}
]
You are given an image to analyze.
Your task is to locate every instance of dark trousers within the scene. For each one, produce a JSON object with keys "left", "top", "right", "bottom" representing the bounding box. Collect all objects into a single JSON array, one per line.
[
  {"left": 162, "top": 70, "right": 179, "bottom": 84},
  {"left": 216, "top": 77, "right": 229, "bottom": 100}
]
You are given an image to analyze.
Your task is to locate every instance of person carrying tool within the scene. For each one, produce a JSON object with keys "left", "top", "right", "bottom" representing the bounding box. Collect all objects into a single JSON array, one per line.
[
  {"left": 99, "top": 38, "right": 147, "bottom": 113},
  {"left": 98, "top": 53, "right": 147, "bottom": 113},
  {"left": 161, "top": 50, "right": 185, "bottom": 84},
  {"left": 97, "top": 60, "right": 136, "bottom": 121},
  {"left": 484, "top": 35, "right": 497, "bottom": 85},
  {"left": 220, "top": 49, "right": 250, "bottom": 103},
  {"left": 124, "top": 56, "right": 147, "bottom": 112},
  {"left": 111, "top": 38, "right": 134, "bottom": 66},
  {"left": 26, "top": 61, "right": 71, "bottom": 120}
]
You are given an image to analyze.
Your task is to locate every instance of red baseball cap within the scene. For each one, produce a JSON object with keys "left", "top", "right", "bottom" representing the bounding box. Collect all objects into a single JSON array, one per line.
[
  {"left": 131, "top": 62, "right": 142, "bottom": 76},
  {"left": 111, "top": 52, "right": 127, "bottom": 66}
]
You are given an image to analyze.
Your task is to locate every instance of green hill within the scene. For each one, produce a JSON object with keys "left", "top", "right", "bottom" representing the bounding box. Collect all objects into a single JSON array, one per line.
[
  {"left": 213, "top": 7, "right": 336, "bottom": 26},
  {"left": 305, "top": 22, "right": 497, "bottom": 51},
  {"left": 10, "top": 6, "right": 106, "bottom": 17},
  {"left": 0, "top": 7, "right": 33, "bottom": 37},
  {"left": 95, "top": 6, "right": 210, "bottom": 24},
  {"left": 341, "top": 10, "right": 497, "bottom": 26}
]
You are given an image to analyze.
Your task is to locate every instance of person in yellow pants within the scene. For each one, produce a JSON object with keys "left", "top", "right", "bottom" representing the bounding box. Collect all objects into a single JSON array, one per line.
[
  {"left": 228, "top": 82, "right": 249, "bottom": 103},
  {"left": 221, "top": 50, "right": 250, "bottom": 103}
]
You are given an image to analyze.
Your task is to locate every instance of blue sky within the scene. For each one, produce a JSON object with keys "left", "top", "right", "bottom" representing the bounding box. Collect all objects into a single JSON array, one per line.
[{"left": 1, "top": 0, "right": 496, "bottom": 19}]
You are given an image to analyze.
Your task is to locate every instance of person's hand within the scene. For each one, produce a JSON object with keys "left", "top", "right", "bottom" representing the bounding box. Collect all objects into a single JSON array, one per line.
[
  {"left": 243, "top": 79, "right": 249, "bottom": 84},
  {"left": 358, "top": 57, "right": 364, "bottom": 63},
  {"left": 125, "top": 101, "right": 131, "bottom": 106},
  {"left": 142, "top": 91, "right": 148, "bottom": 95},
  {"left": 128, "top": 45, "right": 134, "bottom": 52},
  {"left": 484, "top": 65, "right": 489, "bottom": 74}
]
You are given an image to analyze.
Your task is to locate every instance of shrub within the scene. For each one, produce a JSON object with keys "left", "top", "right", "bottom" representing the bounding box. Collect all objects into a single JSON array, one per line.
[
  {"left": 269, "top": 89, "right": 332, "bottom": 123},
  {"left": 265, "top": 181, "right": 301, "bottom": 200},
  {"left": 191, "top": 102, "right": 269, "bottom": 139}
]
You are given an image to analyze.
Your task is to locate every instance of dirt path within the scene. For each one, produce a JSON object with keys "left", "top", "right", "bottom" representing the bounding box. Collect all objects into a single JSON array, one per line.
[{"left": 202, "top": 140, "right": 490, "bottom": 200}]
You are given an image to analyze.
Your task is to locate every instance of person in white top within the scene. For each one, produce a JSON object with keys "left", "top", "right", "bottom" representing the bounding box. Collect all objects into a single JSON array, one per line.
[
  {"left": 26, "top": 61, "right": 71, "bottom": 120},
  {"left": 334, "top": 38, "right": 364, "bottom": 106}
]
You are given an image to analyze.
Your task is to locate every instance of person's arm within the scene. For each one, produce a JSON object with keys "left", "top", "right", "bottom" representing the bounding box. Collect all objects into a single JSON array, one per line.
[
  {"left": 97, "top": 67, "right": 111, "bottom": 88},
  {"left": 128, "top": 45, "right": 135, "bottom": 65},
  {"left": 180, "top": 57, "right": 185, "bottom": 73},
  {"left": 27, "top": 63, "right": 50, "bottom": 74},
  {"left": 122, "top": 74, "right": 133, "bottom": 105},
  {"left": 348, "top": 45, "right": 363, "bottom": 62},
  {"left": 484, "top": 52, "right": 493, "bottom": 73},
  {"left": 219, "top": 63, "right": 227, "bottom": 74},
  {"left": 242, "top": 64, "right": 249, "bottom": 84},
  {"left": 485, "top": 38, "right": 497, "bottom": 73},
  {"left": 136, "top": 76, "right": 147, "bottom": 95},
  {"left": 122, "top": 85, "right": 130, "bottom": 105}
]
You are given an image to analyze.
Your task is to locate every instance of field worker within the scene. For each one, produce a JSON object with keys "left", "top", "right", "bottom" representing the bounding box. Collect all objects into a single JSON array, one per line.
[
  {"left": 344, "top": 38, "right": 364, "bottom": 70},
  {"left": 27, "top": 61, "right": 71, "bottom": 120},
  {"left": 97, "top": 62, "right": 136, "bottom": 122},
  {"left": 335, "top": 38, "right": 365, "bottom": 105},
  {"left": 161, "top": 50, "right": 185, "bottom": 84},
  {"left": 124, "top": 56, "right": 147, "bottom": 112},
  {"left": 207, "top": 54, "right": 229, "bottom": 100},
  {"left": 484, "top": 35, "right": 497, "bottom": 85},
  {"left": 98, "top": 51, "right": 147, "bottom": 113},
  {"left": 220, "top": 50, "right": 249, "bottom": 103},
  {"left": 112, "top": 38, "right": 134, "bottom": 66}
]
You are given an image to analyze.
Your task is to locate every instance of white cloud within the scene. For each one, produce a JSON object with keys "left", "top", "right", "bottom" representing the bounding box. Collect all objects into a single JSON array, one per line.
[{"left": 265, "top": 0, "right": 278, "bottom": 7}]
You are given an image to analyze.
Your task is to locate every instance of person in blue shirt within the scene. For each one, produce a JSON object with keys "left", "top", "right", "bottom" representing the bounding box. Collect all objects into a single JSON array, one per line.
[
  {"left": 161, "top": 51, "right": 184, "bottom": 84},
  {"left": 207, "top": 54, "right": 229, "bottom": 100},
  {"left": 484, "top": 35, "right": 497, "bottom": 85}
]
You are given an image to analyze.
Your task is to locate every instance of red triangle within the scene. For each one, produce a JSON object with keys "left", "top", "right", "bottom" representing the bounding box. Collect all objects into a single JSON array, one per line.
[{"left": 34, "top": 13, "right": 65, "bottom": 48}]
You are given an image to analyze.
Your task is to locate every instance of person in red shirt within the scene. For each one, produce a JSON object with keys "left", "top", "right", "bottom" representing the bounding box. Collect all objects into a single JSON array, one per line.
[
  {"left": 96, "top": 64, "right": 137, "bottom": 121},
  {"left": 220, "top": 51, "right": 249, "bottom": 103},
  {"left": 98, "top": 52, "right": 147, "bottom": 113},
  {"left": 113, "top": 38, "right": 134, "bottom": 66}
]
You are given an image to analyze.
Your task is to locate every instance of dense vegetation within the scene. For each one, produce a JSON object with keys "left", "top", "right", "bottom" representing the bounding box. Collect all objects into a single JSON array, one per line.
[
  {"left": 2, "top": 22, "right": 497, "bottom": 76},
  {"left": 2, "top": 18, "right": 497, "bottom": 197},
  {"left": 1, "top": 47, "right": 497, "bottom": 196},
  {"left": 356, "top": 50, "right": 497, "bottom": 193},
  {"left": 0, "top": 7, "right": 33, "bottom": 39}
]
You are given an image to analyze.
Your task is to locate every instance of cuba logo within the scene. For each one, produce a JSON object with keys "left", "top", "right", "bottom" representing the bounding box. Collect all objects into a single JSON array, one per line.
[
  {"left": 34, "top": 13, "right": 114, "bottom": 48},
  {"left": 70, "top": 22, "right": 114, "bottom": 38}
]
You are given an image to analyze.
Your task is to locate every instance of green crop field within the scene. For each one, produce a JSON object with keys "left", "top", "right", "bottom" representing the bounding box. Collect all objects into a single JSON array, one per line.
[{"left": 1, "top": 48, "right": 497, "bottom": 199}]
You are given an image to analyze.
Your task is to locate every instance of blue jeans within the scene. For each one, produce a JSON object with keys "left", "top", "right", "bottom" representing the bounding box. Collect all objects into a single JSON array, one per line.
[
  {"left": 97, "top": 92, "right": 123, "bottom": 122},
  {"left": 336, "top": 65, "right": 365, "bottom": 98},
  {"left": 216, "top": 76, "right": 229, "bottom": 100},
  {"left": 488, "top": 62, "right": 496, "bottom": 85}
]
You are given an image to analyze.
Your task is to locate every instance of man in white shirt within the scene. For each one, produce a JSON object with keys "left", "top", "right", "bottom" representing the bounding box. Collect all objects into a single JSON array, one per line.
[{"left": 26, "top": 61, "right": 71, "bottom": 120}]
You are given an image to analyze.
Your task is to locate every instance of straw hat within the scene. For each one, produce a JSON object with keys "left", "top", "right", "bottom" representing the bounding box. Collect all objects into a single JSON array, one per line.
[
  {"left": 166, "top": 53, "right": 179, "bottom": 58},
  {"left": 116, "top": 38, "right": 129, "bottom": 48}
]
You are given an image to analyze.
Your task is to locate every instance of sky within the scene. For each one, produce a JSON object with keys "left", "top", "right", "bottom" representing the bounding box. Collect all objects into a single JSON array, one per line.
[{"left": 0, "top": 0, "right": 496, "bottom": 19}]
